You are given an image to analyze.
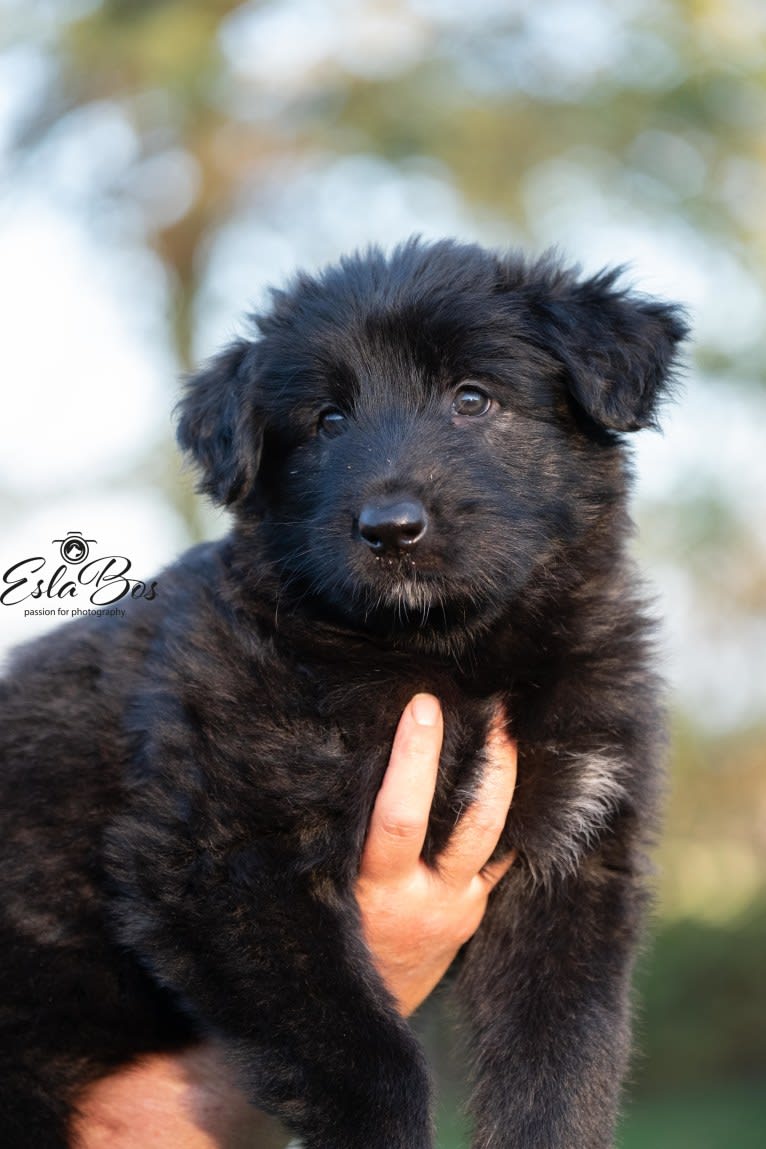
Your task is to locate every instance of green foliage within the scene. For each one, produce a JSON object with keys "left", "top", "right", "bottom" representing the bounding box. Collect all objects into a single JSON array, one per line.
[
  {"left": 633, "top": 898, "right": 766, "bottom": 1093},
  {"left": 619, "top": 1084, "right": 766, "bottom": 1149}
]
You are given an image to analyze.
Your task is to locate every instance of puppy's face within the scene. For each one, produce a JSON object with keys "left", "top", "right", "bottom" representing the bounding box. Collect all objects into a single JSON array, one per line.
[
  {"left": 251, "top": 302, "right": 599, "bottom": 637},
  {"left": 178, "top": 241, "right": 687, "bottom": 645}
]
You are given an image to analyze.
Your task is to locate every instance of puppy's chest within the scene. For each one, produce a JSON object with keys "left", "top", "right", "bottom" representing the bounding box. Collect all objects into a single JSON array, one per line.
[
  {"left": 304, "top": 662, "right": 504, "bottom": 857},
  {"left": 303, "top": 662, "right": 631, "bottom": 880},
  {"left": 164, "top": 629, "right": 628, "bottom": 880}
]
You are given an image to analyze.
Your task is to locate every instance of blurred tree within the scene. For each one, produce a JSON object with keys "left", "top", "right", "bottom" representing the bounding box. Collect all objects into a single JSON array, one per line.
[{"left": 6, "top": 0, "right": 766, "bottom": 375}]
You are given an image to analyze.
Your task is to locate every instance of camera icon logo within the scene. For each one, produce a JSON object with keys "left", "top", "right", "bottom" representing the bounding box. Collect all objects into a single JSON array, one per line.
[{"left": 52, "top": 531, "right": 97, "bottom": 565}]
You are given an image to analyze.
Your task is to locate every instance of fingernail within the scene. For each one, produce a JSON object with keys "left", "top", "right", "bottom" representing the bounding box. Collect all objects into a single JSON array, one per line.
[{"left": 412, "top": 694, "right": 440, "bottom": 726}]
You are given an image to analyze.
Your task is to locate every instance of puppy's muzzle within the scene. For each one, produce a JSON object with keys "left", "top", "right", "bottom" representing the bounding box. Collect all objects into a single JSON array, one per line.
[{"left": 356, "top": 497, "right": 428, "bottom": 555}]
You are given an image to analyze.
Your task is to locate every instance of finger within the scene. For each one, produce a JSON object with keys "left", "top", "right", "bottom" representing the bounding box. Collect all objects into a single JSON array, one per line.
[
  {"left": 438, "top": 716, "right": 517, "bottom": 883},
  {"left": 360, "top": 694, "right": 443, "bottom": 881},
  {"left": 477, "top": 849, "right": 517, "bottom": 891}
]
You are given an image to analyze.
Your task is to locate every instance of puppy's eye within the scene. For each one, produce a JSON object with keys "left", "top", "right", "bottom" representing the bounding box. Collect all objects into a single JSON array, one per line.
[
  {"left": 452, "top": 385, "right": 492, "bottom": 418},
  {"left": 318, "top": 407, "right": 347, "bottom": 435}
]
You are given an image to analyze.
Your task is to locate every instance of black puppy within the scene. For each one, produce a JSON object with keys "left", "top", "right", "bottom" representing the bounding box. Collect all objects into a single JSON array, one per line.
[{"left": 0, "top": 239, "right": 687, "bottom": 1148}]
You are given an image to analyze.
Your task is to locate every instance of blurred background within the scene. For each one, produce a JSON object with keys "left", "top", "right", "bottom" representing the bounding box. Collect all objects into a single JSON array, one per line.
[{"left": 0, "top": 1, "right": 764, "bottom": 1145}]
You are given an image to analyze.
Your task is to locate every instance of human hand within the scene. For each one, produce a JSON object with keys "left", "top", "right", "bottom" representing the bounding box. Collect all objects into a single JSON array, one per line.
[
  {"left": 74, "top": 695, "right": 516, "bottom": 1146},
  {"left": 72, "top": 1042, "right": 268, "bottom": 1149},
  {"left": 356, "top": 693, "right": 517, "bottom": 1016}
]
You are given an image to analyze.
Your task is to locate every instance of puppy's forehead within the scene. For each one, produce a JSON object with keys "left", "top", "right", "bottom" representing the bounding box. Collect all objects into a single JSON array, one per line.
[
  {"left": 253, "top": 242, "right": 564, "bottom": 415},
  {"left": 270, "top": 281, "right": 526, "bottom": 392}
]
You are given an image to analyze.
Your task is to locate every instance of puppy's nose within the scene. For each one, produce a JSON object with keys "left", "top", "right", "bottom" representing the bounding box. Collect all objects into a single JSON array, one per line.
[{"left": 357, "top": 499, "right": 428, "bottom": 553}]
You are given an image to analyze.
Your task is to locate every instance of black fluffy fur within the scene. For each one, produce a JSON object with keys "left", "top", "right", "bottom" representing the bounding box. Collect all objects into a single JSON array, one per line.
[{"left": 0, "top": 239, "right": 688, "bottom": 1148}]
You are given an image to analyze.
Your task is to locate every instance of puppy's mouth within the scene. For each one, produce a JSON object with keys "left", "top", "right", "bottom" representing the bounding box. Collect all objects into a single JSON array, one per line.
[
  {"left": 347, "top": 547, "right": 497, "bottom": 637},
  {"left": 276, "top": 536, "right": 500, "bottom": 648},
  {"left": 362, "top": 555, "right": 439, "bottom": 614}
]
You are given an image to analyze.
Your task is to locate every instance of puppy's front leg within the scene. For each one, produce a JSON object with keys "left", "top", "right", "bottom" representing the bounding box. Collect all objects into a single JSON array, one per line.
[
  {"left": 108, "top": 834, "right": 432, "bottom": 1149},
  {"left": 457, "top": 834, "right": 647, "bottom": 1149}
]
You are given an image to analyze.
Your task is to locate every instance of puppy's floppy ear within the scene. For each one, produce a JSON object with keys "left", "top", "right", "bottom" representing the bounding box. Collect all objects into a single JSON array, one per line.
[
  {"left": 537, "top": 268, "right": 689, "bottom": 432},
  {"left": 175, "top": 338, "right": 261, "bottom": 506}
]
